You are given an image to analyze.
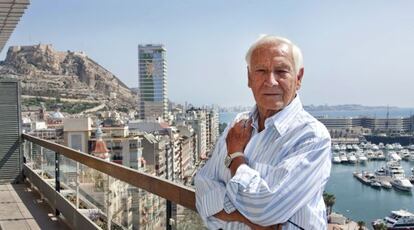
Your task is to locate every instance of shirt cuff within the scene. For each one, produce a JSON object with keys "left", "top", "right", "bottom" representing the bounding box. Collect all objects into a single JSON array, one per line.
[
  {"left": 223, "top": 194, "right": 236, "bottom": 213},
  {"left": 229, "top": 163, "right": 260, "bottom": 189}
]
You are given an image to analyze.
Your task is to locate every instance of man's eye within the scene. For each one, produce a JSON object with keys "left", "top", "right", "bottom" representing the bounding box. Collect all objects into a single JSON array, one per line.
[
  {"left": 256, "top": 69, "right": 266, "bottom": 73},
  {"left": 277, "top": 70, "right": 289, "bottom": 74}
]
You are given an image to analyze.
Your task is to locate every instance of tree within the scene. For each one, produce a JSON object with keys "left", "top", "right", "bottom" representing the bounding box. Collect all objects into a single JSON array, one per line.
[
  {"left": 373, "top": 222, "right": 387, "bottom": 230},
  {"left": 219, "top": 122, "right": 227, "bottom": 134},
  {"left": 357, "top": 221, "right": 365, "bottom": 230},
  {"left": 323, "top": 192, "right": 336, "bottom": 217}
]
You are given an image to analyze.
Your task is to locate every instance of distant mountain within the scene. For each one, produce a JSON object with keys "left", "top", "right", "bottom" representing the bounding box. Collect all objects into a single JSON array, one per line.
[{"left": 0, "top": 44, "right": 137, "bottom": 110}]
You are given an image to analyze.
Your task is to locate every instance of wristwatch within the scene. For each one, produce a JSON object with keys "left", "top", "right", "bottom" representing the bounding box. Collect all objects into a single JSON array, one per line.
[{"left": 224, "top": 152, "right": 244, "bottom": 168}]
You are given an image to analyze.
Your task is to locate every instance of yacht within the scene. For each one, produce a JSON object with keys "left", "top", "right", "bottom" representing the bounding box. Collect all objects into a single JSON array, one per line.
[
  {"left": 332, "top": 144, "right": 340, "bottom": 152},
  {"left": 386, "top": 144, "right": 395, "bottom": 151},
  {"left": 366, "top": 149, "right": 374, "bottom": 160},
  {"left": 375, "top": 167, "right": 386, "bottom": 176},
  {"left": 372, "top": 210, "right": 414, "bottom": 229},
  {"left": 352, "top": 144, "right": 360, "bottom": 151},
  {"left": 348, "top": 153, "right": 357, "bottom": 164},
  {"left": 394, "top": 143, "right": 403, "bottom": 151},
  {"left": 339, "top": 152, "right": 348, "bottom": 163},
  {"left": 370, "top": 179, "right": 382, "bottom": 189},
  {"left": 384, "top": 161, "right": 405, "bottom": 177},
  {"left": 376, "top": 151, "right": 386, "bottom": 160},
  {"left": 389, "top": 151, "right": 402, "bottom": 161},
  {"left": 399, "top": 149, "right": 410, "bottom": 160},
  {"left": 381, "top": 181, "right": 392, "bottom": 189},
  {"left": 408, "top": 152, "right": 414, "bottom": 162},
  {"left": 390, "top": 178, "right": 413, "bottom": 192},
  {"left": 356, "top": 152, "right": 368, "bottom": 164},
  {"left": 332, "top": 155, "right": 341, "bottom": 164}
]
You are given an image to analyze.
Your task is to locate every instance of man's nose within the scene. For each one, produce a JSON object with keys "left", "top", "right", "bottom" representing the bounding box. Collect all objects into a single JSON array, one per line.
[{"left": 264, "top": 71, "right": 278, "bottom": 87}]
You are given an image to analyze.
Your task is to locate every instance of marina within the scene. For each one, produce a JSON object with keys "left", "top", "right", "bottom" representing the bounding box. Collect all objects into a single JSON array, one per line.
[
  {"left": 327, "top": 144, "right": 414, "bottom": 229},
  {"left": 333, "top": 143, "right": 414, "bottom": 193}
]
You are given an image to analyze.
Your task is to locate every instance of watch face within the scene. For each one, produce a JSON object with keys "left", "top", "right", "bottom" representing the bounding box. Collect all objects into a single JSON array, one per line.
[{"left": 224, "top": 155, "right": 231, "bottom": 168}]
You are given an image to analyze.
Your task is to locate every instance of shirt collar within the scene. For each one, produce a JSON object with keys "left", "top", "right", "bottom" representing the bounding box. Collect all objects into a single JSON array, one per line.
[{"left": 249, "top": 94, "right": 303, "bottom": 136}]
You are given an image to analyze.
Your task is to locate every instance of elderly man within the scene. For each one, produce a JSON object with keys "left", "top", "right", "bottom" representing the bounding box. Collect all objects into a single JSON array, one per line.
[{"left": 195, "top": 35, "right": 332, "bottom": 230}]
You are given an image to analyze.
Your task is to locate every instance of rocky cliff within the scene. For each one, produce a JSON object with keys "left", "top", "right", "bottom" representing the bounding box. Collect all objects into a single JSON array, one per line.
[{"left": 0, "top": 44, "right": 137, "bottom": 110}]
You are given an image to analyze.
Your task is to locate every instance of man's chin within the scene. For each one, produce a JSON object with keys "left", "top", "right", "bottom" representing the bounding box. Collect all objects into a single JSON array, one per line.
[{"left": 258, "top": 102, "right": 284, "bottom": 113}]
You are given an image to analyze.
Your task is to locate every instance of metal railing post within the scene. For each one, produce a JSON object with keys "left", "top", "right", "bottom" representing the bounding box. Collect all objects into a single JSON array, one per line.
[
  {"left": 55, "top": 151, "right": 60, "bottom": 216},
  {"left": 166, "top": 200, "right": 172, "bottom": 230}
]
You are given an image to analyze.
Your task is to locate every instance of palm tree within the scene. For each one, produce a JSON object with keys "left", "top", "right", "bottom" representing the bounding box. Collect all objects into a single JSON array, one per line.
[
  {"left": 373, "top": 223, "right": 387, "bottom": 230},
  {"left": 357, "top": 221, "right": 365, "bottom": 230},
  {"left": 323, "top": 192, "right": 336, "bottom": 216}
]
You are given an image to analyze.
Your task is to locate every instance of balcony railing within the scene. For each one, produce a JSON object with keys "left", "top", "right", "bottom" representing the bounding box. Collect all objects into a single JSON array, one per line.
[{"left": 21, "top": 133, "right": 204, "bottom": 230}]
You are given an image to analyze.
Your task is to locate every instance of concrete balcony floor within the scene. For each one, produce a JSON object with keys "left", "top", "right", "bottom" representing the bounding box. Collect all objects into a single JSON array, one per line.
[{"left": 0, "top": 183, "right": 70, "bottom": 230}]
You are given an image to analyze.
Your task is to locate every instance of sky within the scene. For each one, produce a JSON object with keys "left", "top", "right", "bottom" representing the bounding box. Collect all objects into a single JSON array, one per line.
[{"left": 2, "top": 0, "right": 414, "bottom": 107}]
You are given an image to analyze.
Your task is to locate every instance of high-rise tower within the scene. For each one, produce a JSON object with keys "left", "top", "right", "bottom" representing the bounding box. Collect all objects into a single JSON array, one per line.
[{"left": 138, "top": 44, "right": 168, "bottom": 120}]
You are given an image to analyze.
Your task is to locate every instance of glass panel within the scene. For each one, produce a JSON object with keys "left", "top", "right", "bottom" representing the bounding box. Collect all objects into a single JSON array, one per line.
[
  {"left": 42, "top": 147, "right": 56, "bottom": 181},
  {"left": 24, "top": 140, "right": 206, "bottom": 230},
  {"left": 174, "top": 204, "right": 205, "bottom": 230}
]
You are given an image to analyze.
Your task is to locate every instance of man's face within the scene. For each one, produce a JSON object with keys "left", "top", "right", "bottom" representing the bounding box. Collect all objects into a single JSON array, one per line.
[{"left": 248, "top": 42, "right": 303, "bottom": 113}]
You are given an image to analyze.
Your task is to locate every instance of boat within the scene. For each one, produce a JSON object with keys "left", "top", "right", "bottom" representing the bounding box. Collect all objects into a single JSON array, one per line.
[
  {"left": 339, "top": 152, "right": 348, "bottom": 163},
  {"left": 370, "top": 179, "right": 382, "bottom": 189},
  {"left": 332, "top": 144, "right": 340, "bottom": 152},
  {"left": 348, "top": 153, "right": 357, "bottom": 164},
  {"left": 332, "top": 156, "right": 341, "bottom": 164},
  {"left": 384, "top": 161, "right": 405, "bottom": 177},
  {"left": 399, "top": 149, "right": 410, "bottom": 160},
  {"left": 376, "top": 151, "right": 386, "bottom": 160},
  {"left": 356, "top": 152, "right": 368, "bottom": 164},
  {"left": 381, "top": 181, "right": 392, "bottom": 189},
  {"left": 389, "top": 151, "right": 402, "bottom": 161},
  {"left": 352, "top": 144, "right": 360, "bottom": 151},
  {"left": 375, "top": 167, "right": 386, "bottom": 176},
  {"left": 408, "top": 152, "right": 414, "bottom": 162},
  {"left": 394, "top": 143, "right": 403, "bottom": 151},
  {"left": 386, "top": 144, "right": 395, "bottom": 151},
  {"left": 366, "top": 150, "right": 374, "bottom": 160},
  {"left": 390, "top": 178, "right": 413, "bottom": 192},
  {"left": 372, "top": 210, "right": 414, "bottom": 229}
]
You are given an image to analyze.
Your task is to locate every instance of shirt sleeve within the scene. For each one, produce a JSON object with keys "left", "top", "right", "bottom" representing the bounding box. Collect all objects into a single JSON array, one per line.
[
  {"left": 194, "top": 126, "right": 239, "bottom": 226},
  {"left": 225, "top": 135, "right": 332, "bottom": 227}
]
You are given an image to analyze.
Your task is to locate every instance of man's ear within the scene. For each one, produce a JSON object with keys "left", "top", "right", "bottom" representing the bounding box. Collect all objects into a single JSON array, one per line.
[
  {"left": 296, "top": 68, "right": 304, "bottom": 90},
  {"left": 247, "top": 66, "right": 252, "bottom": 88}
]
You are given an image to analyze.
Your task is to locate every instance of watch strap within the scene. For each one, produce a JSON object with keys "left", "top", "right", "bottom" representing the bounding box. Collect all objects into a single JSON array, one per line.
[{"left": 229, "top": 152, "right": 244, "bottom": 160}]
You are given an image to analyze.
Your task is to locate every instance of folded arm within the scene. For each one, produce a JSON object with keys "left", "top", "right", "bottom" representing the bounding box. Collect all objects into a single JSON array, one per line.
[{"left": 226, "top": 136, "right": 332, "bottom": 226}]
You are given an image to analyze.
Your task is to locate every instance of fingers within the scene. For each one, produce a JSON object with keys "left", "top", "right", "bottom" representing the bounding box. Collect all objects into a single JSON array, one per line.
[{"left": 236, "top": 118, "right": 252, "bottom": 128}]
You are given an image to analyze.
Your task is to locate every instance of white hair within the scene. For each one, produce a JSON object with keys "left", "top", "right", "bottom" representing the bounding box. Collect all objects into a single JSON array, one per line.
[{"left": 245, "top": 34, "right": 304, "bottom": 74}]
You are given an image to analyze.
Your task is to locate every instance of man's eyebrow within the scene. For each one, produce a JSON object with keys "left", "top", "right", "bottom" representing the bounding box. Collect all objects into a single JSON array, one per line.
[
  {"left": 252, "top": 65, "right": 267, "bottom": 69},
  {"left": 274, "top": 63, "right": 292, "bottom": 69}
]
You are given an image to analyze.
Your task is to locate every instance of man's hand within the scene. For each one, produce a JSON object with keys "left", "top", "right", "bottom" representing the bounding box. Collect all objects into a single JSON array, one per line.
[
  {"left": 226, "top": 119, "right": 253, "bottom": 175},
  {"left": 226, "top": 119, "right": 253, "bottom": 154}
]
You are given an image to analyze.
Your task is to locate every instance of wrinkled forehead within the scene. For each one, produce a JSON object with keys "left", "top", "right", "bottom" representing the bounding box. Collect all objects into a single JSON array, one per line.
[{"left": 251, "top": 42, "right": 294, "bottom": 66}]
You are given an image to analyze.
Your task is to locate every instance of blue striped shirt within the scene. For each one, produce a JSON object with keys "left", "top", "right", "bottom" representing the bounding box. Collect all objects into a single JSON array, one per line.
[{"left": 195, "top": 95, "right": 332, "bottom": 230}]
